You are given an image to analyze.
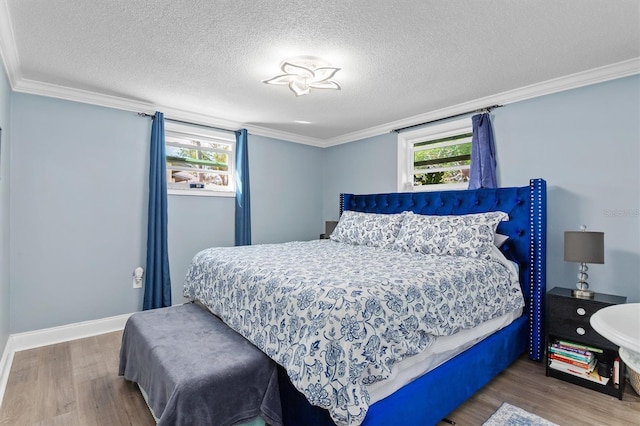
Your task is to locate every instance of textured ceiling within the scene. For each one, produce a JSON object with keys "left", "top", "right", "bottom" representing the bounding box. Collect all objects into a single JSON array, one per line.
[{"left": 1, "top": 0, "right": 639, "bottom": 145}]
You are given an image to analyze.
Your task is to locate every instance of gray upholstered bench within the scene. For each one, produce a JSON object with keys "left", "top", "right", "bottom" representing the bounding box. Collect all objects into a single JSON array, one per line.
[{"left": 119, "top": 303, "right": 283, "bottom": 426}]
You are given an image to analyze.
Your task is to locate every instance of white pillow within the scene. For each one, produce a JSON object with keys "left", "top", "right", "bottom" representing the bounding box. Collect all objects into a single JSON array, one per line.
[
  {"left": 330, "top": 210, "right": 406, "bottom": 249},
  {"left": 494, "top": 233, "right": 509, "bottom": 248},
  {"left": 392, "top": 211, "right": 509, "bottom": 259}
]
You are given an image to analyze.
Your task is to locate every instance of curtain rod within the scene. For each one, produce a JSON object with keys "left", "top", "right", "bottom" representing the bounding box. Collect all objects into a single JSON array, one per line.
[
  {"left": 391, "top": 104, "right": 503, "bottom": 133},
  {"left": 137, "top": 113, "right": 237, "bottom": 134}
]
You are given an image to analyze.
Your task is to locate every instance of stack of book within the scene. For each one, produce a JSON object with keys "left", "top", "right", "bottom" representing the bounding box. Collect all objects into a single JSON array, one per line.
[{"left": 548, "top": 340, "right": 609, "bottom": 385}]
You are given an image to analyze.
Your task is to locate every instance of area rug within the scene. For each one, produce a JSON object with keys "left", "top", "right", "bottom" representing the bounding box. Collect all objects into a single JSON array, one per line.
[{"left": 483, "top": 402, "right": 558, "bottom": 426}]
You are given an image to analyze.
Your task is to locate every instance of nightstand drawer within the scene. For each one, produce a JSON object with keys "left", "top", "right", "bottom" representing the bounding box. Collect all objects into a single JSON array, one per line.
[
  {"left": 547, "top": 291, "right": 619, "bottom": 349},
  {"left": 548, "top": 296, "right": 605, "bottom": 321},
  {"left": 547, "top": 319, "right": 614, "bottom": 349}
]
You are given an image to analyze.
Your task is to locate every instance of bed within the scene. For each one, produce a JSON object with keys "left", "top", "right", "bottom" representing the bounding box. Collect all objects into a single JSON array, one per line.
[{"left": 183, "top": 178, "right": 547, "bottom": 426}]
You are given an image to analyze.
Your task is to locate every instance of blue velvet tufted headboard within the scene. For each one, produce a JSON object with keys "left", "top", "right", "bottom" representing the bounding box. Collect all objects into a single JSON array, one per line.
[{"left": 340, "top": 178, "right": 547, "bottom": 360}]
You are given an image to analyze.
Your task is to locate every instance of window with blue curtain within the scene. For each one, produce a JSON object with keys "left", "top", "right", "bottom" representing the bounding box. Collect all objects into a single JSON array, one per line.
[
  {"left": 143, "top": 112, "right": 172, "bottom": 310},
  {"left": 468, "top": 112, "right": 497, "bottom": 189},
  {"left": 397, "top": 118, "right": 473, "bottom": 191},
  {"left": 235, "top": 129, "right": 251, "bottom": 246}
]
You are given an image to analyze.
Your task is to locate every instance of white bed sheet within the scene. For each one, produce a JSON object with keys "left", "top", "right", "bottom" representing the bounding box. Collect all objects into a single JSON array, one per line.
[{"left": 367, "top": 307, "right": 523, "bottom": 403}]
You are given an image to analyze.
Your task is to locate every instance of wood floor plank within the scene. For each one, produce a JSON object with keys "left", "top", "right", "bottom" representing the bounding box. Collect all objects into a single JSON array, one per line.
[
  {"left": 34, "top": 410, "right": 80, "bottom": 426},
  {"left": 69, "top": 336, "right": 110, "bottom": 385},
  {"left": 1, "top": 331, "right": 639, "bottom": 425},
  {"left": 110, "top": 379, "right": 155, "bottom": 426},
  {"left": 0, "top": 350, "right": 40, "bottom": 425},
  {"left": 98, "top": 331, "right": 124, "bottom": 368},
  {"left": 38, "top": 344, "right": 76, "bottom": 423},
  {"left": 76, "top": 376, "right": 136, "bottom": 426}
]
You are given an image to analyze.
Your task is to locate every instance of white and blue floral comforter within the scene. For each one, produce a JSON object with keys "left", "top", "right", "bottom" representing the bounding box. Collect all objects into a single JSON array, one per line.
[{"left": 183, "top": 240, "right": 524, "bottom": 426}]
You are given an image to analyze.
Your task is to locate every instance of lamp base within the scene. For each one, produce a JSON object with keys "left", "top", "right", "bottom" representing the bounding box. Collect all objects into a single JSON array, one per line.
[{"left": 572, "top": 288, "right": 595, "bottom": 299}]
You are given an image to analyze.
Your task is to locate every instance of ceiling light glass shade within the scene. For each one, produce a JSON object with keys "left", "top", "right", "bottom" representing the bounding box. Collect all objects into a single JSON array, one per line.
[{"left": 262, "top": 55, "right": 341, "bottom": 96}]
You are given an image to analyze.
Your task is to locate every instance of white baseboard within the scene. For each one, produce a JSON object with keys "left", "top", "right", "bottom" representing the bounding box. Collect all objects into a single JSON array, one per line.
[
  {"left": 0, "top": 312, "right": 133, "bottom": 409},
  {"left": 0, "top": 335, "right": 15, "bottom": 410},
  {"left": 10, "top": 313, "right": 133, "bottom": 352}
]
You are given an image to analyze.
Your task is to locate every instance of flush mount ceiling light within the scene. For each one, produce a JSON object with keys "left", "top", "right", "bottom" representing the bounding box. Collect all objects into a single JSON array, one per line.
[{"left": 262, "top": 55, "right": 341, "bottom": 97}]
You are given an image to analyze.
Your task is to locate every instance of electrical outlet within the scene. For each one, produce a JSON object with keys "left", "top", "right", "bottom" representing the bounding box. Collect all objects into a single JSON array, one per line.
[
  {"left": 133, "top": 267, "right": 144, "bottom": 288},
  {"left": 133, "top": 277, "right": 142, "bottom": 288}
]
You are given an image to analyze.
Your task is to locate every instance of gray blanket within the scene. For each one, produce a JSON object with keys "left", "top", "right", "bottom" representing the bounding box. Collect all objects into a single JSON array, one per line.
[{"left": 118, "top": 303, "right": 283, "bottom": 426}]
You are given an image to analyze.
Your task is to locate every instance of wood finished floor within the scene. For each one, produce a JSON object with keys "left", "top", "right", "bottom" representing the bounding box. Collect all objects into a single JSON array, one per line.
[{"left": 0, "top": 331, "right": 639, "bottom": 425}]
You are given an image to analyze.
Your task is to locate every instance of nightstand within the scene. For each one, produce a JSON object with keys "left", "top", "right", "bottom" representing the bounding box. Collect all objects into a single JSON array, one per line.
[
  {"left": 545, "top": 287, "right": 627, "bottom": 399},
  {"left": 320, "top": 221, "right": 338, "bottom": 240}
]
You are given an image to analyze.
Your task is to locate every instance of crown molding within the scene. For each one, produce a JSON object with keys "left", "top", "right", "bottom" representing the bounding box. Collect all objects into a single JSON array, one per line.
[
  {"left": 11, "top": 77, "right": 325, "bottom": 147},
  {"left": 323, "top": 57, "right": 640, "bottom": 147},
  {"left": 13, "top": 77, "right": 241, "bottom": 131},
  {"left": 243, "top": 124, "right": 326, "bottom": 147},
  {"left": 15, "top": 78, "right": 156, "bottom": 114},
  {"left": 0, "top": 0, "right": 19, "bottom": 87},
  {"left": 232, "top": 57, "right": 640, "bottom": 149},
  {"left": 3, "top": 37, "right": 638, "bottom": 149}
]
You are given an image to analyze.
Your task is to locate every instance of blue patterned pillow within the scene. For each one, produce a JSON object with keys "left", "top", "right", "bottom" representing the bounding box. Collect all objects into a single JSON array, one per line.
[
  {"left": 330, "top": 210, "right": 406, "bottom": 249},
  {"left": 393, "top": 211, "right": 509, "bottom": 259}
]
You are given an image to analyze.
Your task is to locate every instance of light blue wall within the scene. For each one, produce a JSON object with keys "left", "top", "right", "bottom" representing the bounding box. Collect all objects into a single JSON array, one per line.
[
  {"left": 493, "top": 76, "right": 639, "bottom": 303},
  {"left": 167, "top": 194, "right": 235, "bottom": 305},
  {"left": 322, "top": 133, "right": 397, "bottom": 221},
  {"left": 10, "top": 94, "right": 150, "bottom": 332},
  {"left": 249, "top": 135, "right": 323, "bottom": 244},
  {"left": 9, "top": 95, "right": 323, "bottom": 332},
  {"left": 0, "top": 65, "right": 11, "bottom": 351},
  {"left": 323, "top": 75, "right": 640, "bottom": 303}
]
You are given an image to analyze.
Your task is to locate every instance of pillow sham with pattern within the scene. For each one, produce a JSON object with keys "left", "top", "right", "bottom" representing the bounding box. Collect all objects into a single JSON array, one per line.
[
  {"left": 330, "top": 210, "right": 406, "bottom": 249},
  {"left": 392, "top": 211, "right": 509, "bottom": 259}
]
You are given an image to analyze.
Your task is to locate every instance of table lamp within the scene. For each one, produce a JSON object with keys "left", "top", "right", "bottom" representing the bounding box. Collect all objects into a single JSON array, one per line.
[
  {"left": 564, "top": 225, "right": 604, "bottom": 299},
  {"left": 325, "top": 221, "right": 338, "bottom": 236}
]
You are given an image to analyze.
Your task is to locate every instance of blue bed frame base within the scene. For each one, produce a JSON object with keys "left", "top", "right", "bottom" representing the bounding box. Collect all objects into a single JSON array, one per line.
[
  {"left": 279, "top": 179, "right": 547, "bottom": 426},
  {"left": 365, "top": 316, "right": 527, "bottom": 425}
]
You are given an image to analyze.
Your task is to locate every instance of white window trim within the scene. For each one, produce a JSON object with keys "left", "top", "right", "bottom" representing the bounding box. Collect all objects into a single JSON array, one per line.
[
  {"left": 164, "top": 121, "right": 236, "bottom": 197},
  {"left": 168, "top": 189, "right": 236, "bottom": 198},
  {"left": 397, "top": 118, "right": 472, "bottom": 192}
]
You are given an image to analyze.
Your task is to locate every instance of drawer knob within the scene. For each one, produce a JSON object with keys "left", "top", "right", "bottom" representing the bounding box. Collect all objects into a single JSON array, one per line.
[
  {"left": 576, "top": 327, "right": 586, "bottom": 336},
  {"left": 576, "top": 307, "right": 586, "bottom": 316}
]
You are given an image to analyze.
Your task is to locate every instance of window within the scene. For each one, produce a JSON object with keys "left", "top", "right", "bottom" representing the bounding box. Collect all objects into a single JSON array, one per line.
[
  {"left": 165, "top": 122, "right": 236, "bottom": 197},
  {"left": 397, "top": 118, "right": 472, "bottom": 192}
]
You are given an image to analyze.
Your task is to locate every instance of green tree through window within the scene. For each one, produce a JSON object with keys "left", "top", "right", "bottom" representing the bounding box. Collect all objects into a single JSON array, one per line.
[
  {"left": 414, "top": 132, "right": 472, "bottom": 186},
  {"left": 165, "top": 129, "right": 234, "bottom": 193}
]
